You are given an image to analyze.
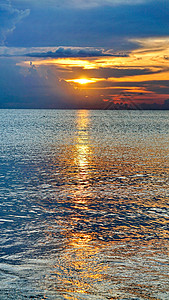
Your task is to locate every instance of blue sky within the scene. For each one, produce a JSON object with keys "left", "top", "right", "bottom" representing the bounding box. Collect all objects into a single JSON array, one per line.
[{"left": 0, "top": 0, "right": 169, "bottom": 108}]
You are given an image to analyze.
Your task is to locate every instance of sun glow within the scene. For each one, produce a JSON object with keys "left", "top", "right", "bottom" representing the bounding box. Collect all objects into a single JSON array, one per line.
[
  {"left": 19, "top": 38, "right": 169, "bottom": 104},
  {"left": 66, "top": 78, "right": 97, "bottom": 84}
]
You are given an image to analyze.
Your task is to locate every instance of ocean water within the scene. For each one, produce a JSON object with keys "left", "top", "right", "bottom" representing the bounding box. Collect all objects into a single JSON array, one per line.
[{"left": 0, "top": 109, "right": 169, "bottom": 300}]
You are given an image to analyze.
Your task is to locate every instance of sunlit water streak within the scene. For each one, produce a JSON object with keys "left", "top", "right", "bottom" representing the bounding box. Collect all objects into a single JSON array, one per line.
[{"left": 0, "top": 109, "right": 169, "bottom": 300}]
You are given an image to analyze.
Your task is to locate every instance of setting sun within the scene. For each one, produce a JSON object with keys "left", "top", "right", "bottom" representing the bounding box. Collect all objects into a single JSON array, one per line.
[{"left": 66, "top": 78, "right": 97, "bottom": 84}]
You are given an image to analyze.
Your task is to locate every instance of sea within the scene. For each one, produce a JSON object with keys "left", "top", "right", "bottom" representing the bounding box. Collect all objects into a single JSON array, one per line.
[{"left": 0, "top": 109, "right": 169, "bottom": 300}]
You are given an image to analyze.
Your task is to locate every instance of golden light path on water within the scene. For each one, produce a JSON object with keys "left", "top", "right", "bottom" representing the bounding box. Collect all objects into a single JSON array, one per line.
[{"left": 25, "top": 110, "right": 169, "bottom": 300}]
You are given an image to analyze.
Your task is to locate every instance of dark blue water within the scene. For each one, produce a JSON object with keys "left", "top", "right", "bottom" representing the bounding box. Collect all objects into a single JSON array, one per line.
[{"left": 0, "top": 110, "right": 169, "bottom": 299}]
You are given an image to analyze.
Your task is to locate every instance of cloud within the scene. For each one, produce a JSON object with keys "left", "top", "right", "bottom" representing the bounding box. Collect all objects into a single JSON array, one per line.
[
  {"left": 0, "top": 51, "right": 169, "bottom": 109},
  {"left": 0, "top": 0, "right": 30, "bottom": 44},
  {"left": 25, "top": 47, "right": 128, "bottom": 58},
  {"left": 0, "top": 57, "right": 78, "bottom": 108}
]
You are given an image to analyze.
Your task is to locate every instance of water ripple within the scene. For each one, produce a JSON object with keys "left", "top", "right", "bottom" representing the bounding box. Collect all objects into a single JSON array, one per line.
[{"left": 0, "top": 110, "right": 169, "bottom": 299}]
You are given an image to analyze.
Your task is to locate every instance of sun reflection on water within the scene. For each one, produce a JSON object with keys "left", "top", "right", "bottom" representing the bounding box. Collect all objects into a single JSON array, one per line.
[
  {"left": 41, "top": 231, "right": 109, "bottom": 299},
  {"left": 75, "top": 110, "right": 90, "bottom": 169},
  {"left": 4, "top": 110, "right": 168, "bottom": 299}
]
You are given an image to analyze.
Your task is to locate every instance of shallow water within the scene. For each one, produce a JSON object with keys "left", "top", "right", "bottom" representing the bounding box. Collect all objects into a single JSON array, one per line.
[{"left": 0, "top": 109, "right": 169, "bottom": 299}]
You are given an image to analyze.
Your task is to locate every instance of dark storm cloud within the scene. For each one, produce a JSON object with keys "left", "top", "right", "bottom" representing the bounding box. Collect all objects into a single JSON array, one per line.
[{"left": 0, "top": 0, "right": 30, "bottom": 44}]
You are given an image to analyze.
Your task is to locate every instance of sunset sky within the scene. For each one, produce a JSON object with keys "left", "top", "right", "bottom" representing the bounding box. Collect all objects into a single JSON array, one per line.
[{"left": 0, "top": 0, "right": 169, "bottom": 108}]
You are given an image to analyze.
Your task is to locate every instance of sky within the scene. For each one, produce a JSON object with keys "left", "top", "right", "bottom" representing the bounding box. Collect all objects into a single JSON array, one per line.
[{"left": 0, "top": 0, "right": 169, "bottom": 108}]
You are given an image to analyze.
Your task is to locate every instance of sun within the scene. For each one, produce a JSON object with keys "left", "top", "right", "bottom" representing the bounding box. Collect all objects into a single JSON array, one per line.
[
  {"left": 74, "top": 79, "right": 94, "bottom": 84},
  {"left": 66, "top": 78, "right": 97, "bottom": 84}
]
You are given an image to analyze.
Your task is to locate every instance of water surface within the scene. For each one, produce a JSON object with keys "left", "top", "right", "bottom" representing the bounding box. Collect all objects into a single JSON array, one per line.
[{"left": 0, "top": 110, "right": 169, "bottom": 299}]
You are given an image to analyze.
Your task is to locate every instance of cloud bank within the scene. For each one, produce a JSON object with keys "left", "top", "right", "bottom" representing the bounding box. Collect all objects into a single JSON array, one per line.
[{"left": 25, "top": 47, "right": 128, "bottom": 58}]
